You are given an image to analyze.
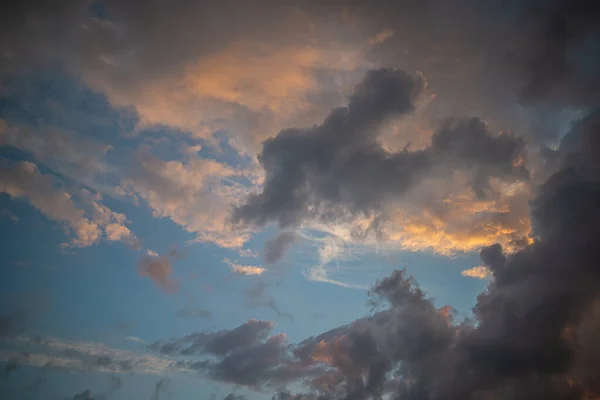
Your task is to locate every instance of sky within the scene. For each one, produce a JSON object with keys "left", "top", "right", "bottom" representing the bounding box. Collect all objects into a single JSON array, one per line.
[{"left": 0, "top": 0, "right": 599, "bottom": 399}]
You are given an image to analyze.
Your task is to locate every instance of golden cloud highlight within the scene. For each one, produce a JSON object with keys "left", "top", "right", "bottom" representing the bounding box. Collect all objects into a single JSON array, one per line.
[
  {"left": 461, "top": 266, "right": 492, "bottom": 279},
  {"left": 224, "top": 258, "right": 266, "bottom": 276}
]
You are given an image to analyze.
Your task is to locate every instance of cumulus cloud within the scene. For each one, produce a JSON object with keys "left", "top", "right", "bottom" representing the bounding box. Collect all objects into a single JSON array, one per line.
[
  {"left": 0, "top": 158, "right": 137, "bottom": 248},
  {"left": 224, "top": 259, "right": 266, "bottom": 276},
  {"left": 0, "top": 120, "right": 113, "bottom": 183},
  {"left": 2, "top": 0, "right": 597, "bottom": 261},
  {"left": 137, "top": 256, "right": 177, "bottom": 292},
  {"left": 257, "top": 112, "right": 600, "bottom": 399},
  {"left": 234, "top": 69, "right": 530, "bottom": 254},
  {"left": 127, "top": 109, "right": 600, "bottom": 398},
  {"left": 149, "top": 319, "right": 321, "bottom": 389},
  {"left": 119, "top": 150, "right": 250, "bottom": 249}
]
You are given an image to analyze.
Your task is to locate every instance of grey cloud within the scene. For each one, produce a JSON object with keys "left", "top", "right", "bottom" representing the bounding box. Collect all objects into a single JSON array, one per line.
[
  {"left": 150, "top": 320, "right": 323, "bottom": 389},
  {"left": 263, "top": 232, "right": 297, "bottom": 264},
  {"left": 512, "top": 0, "right": 600, "bottom": 106},
  {"left": 224, "top": 394, "right": 247, "bottom": 400},
  {"left": 479, "top": 243, "right": 506, "bottom": 274},
  {"left": 150, "top": 319, "right": 274, "bottom": 357},
  {"left": 208, "top": 334, "right": 291, "bottom": 387},
  {"left": 265, "top": 111, "right": 600, "bottom": 399},
  {"left": 2, "top": 0, "right": 598, "bottom": 151},
  {"left": 234, "top": 68, "right": 527, "bottom": 231}
]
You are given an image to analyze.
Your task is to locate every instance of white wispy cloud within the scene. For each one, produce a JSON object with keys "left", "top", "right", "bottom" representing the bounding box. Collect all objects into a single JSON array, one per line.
[
  {"left": 224, "top": 258, "right": 266, "bottom": 275},
  {"left": 0, "top": 336, "right": 186, "bottom": 375}
]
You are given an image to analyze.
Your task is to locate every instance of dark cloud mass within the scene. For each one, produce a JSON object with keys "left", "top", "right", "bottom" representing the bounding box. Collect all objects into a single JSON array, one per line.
[
  {"left": 234, "top": 68, "right": 528, "bottom": 230},
  {"left": 2, "top": 0, "right": 600, "bottom": 399},
  {"left": 159, "top": 113, "right": 600, "bottom": 398},
  {"left": 268, "top": 116, "right": 600, "bottom": 399}
]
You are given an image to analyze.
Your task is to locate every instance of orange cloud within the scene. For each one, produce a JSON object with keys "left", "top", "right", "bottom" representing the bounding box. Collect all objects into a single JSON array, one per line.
[
  {"left": 461, "top": 266, "right": 492, "bottom": 279},
  {"left": 310, "top": 336, "right": 352, "bottom": 367},
  {"left": 314, "top": 177, "right": 532, "bottom": 258},
  {"left": 119, "top": 151, "right": 251, "bottom": 249},
  {"left": 0, "top": 159, "right": 137, "bottom": 248},
  {"left": 85, "top": 38, "right": 369, "bottom": 154},
  {"left": 369, "top": 29, "right": 394, "bottom": 45},
  {"left": 224, "top": 258, "right": 266, "bottom": 276},
  {"left": 138, "top": 256, "right": 178, "bottom": 292}
]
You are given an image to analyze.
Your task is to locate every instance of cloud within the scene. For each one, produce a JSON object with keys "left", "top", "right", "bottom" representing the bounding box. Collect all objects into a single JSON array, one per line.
[
  {"left": 0, "top": 336, "right": 190, "bottom": 376},
  {"left": 137, "top": 256, "right": 177, "bottom": 292},
  {"left": 263, "top": 232, "right": 297, "bottom": 264},
  {"left": 119, "top": 150, "right": 250, "bottom": 249},
  {"left": 257, "top": 111, "right": 600, "bottom": 399},
  {"left": 460, "top": 265, "right": 491, "bottom": 279},
  {"left": 150, "top": 319, "right": 274, "bottom": 357},
  {"left": 224, "top": 259, "right": 266, "bottom": 276},
  {"left": 3, "top": 0, "right": 596, "bottom": 260},
  {"left": 223, "top": 394, "right": 246, "bottom": 400},
  {"left": 115, "top": 42, "right": 363, "bottom": 152},
  {"left": 368, "top": 29, "right": 394, "bottom": 45},
  {"left": 234, "top": 69, "right": 530, "bottom": 255},
  {"left": 0, "top": 0, "right": 372, "bottom": 157},
  {"left": 124, "top": 336, "right": 148, "bottom": 345},
  {"left": 232, "top": 68, "right": 426, "bottom": 227},
  {"left": 0, "top": 159, "right": 137, "bottom": 248},
  {"left": 301, "top": 236, "right": 368, "bottom": 289},
  {"left": 149, "top": 319, "right": 320, "bottom": 389},
  {"left": 176, "top": 308, "right": 213, "bottom": 319},
  {"left": 0, "top": 120, "right": 113, "bottom": 183},
  {"left": 0, "top": 209, "right": 18, "bottom": 224},
  {"left": 2, "top": 0, "right": 599, "bottom": 153},
  {"left": 147, "top": 112, "right": 600, "bottom": 396}
]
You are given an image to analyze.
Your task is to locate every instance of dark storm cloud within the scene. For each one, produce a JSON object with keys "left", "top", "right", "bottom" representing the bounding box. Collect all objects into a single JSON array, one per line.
[
  {"left": 234, "top": 68, "right": 528, "bottom": 229},
  {"left": 479, "top": 243, "right": 506, "bottom": 274},
  {"left": 232, "top": 67, "right": 425, "bottom": 228},
  {"left": 263, "top": 112, "right": 600, "bottom": 399},
  {"left": 513, "top": 0, "right": 600, "bottom": 106},
  {"left": 150, "top": 320, "right": 324, "bottom": 389},
  {"left": 150, "top": 126, "right": 600, "bottom": 397},
  {"left": 207, "top": 334, "right": 291, "bottom": 387},
  {"left": 263, "top": 232, "right": 297, "bottom": 264}
]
